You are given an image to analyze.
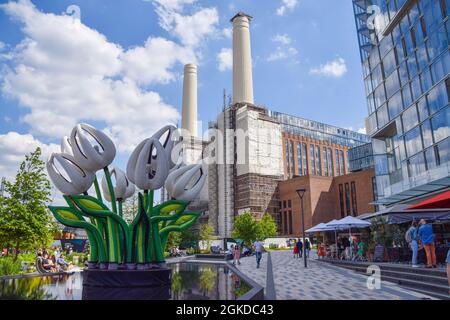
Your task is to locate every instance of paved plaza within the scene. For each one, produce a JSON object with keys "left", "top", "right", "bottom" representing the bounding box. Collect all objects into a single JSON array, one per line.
[{"left": 234, "top": 250, "right": 436, "bottom": 300}]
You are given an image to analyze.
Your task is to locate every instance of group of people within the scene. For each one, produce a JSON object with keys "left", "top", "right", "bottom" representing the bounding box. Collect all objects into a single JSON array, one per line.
[
  {"left": 292, "top": 238, "right": 311, "bottom": 259},
  {"left": 37, "top": 247, "right": 70, "bottom": 273},
  {"left": 169, "top": 246, "right": 185, "bottom": 257},
  {"left": 228, "top": 240, "right": 264, "bottom": 269},
  {"left": 406, "top": 219, "right": 440, "bottom": 268}
]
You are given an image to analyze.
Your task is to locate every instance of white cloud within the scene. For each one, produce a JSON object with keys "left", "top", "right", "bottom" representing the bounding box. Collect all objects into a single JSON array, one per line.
[
  {"left": 217, "top": 48, "right": 232, "bottom": 72},
  {"left": 154, "top": 1, "right": 219, "bottom": 47},
  {"left": 345, "top": 126, "right": 367, "bottom": 135},
  {"left": 267, "top": 46, "right": 298, "bottom": 62},
  {"left": 0, "top": 41, "right": 5, "bottom": 50},
  {"left": 0, "top": 131, "right": 59, "bottom": 179},
  {"left": 122, "top": 37, "right": 197, "bottom": 85},
  {"left": 357, "top": 127, "right": 367, "bottom": 134},
  {"left": 276, "top": 0, "right": 298, "bottom": 16},
  {"left": 272, "top": 34, "right": 291, "bottom": 45},
  {"left": 268, "top": 33, "right": 297, "bottom": 62},
  {"left": 222, "top": 27, "right": 232, "bottom": 39},
  {"left": 309, "top": 57, "right": 348, "bottom": 78},
  {"left": 151, "top": 0, "right": 196, "bottom": 11},
  {"left": 0, "top": 0, "right": 224, "bottom": 157}
]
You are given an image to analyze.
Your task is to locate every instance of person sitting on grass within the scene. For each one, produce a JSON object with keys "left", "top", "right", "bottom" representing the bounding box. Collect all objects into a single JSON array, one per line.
[{"left": 57, "top": 254, "right": 70, "bottom": 271}]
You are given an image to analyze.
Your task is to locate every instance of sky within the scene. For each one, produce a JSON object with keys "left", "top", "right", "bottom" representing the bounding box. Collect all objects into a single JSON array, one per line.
[{"left": 0, "top": 0, "right": 368, "bottom": 189}]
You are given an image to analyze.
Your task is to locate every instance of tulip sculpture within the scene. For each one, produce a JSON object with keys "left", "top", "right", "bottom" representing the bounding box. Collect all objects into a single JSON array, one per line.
[{"left": 47, "top": 124, "right": 206, "bottom": 270}]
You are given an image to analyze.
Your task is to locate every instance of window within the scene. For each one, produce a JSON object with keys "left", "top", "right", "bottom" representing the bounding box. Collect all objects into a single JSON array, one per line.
[
  {"left": 297, "top": 143, "right": 302, "bottom": 175},
  {"left": 351, "top": 181, "right": 358, "bottom": 216},
  {"left": 288, "top": 199, "right": 292, "bottom": 208},
  {"left": 288, "top": 211, "right": 293, "bottom": 234},
  {"left": 339, "top": 184, "right": 345, "bottom": 218},
  {"left": 402, "top": 104, "right": 419, "bottom": 132},
  {"left": 428, "top": 80, "right": 448, "bottom": 115},
  {"left": 283, "top": 212, "right": 287, "bottom": 234},
  {"left": 289, "top": 141, "right": 294, "bottom": 178},
  {"left": 323, "top": 147, "right": 328, "bottom": 176},
  {"left": 431, "top": 107, "right": 450, "bottom": 144},
  {"left": 405, "top": 126, "right": 423, "bottom": 157},
  {"left": 408, "top": 152, "right": 426, "bottom": 177},
  {"left": 335, "top": 149, "right": 340, "bottom": 176},
  {"left": 339, "top": 150, "right": 345, "bottom": 175},
  {"left": 285, "top": 140, "right": 290, "bottom": 176},
  {"left": 315, "top": 145, "right": 321, "bottom": 175},
  {"left": 327, "top": 148, "right": 333, "bottom": 176},
  {"left": 283, "top": 200, "right": 286, "bottom": 208},
  {"left": 302, "top": 143, "right": 308, "bottom": 175},
  {"left": 310, "top": 144, "right": 315, "bottom": 175},
  {"left": 421, "top": 120, "right": 434, "bottom": 148},
  {"left": 436, "top": 137, "right": 450, "bottom": 165},
  {"left": 345, "top": 183, "right": 351, "bottom": 216},
  {"left": 425, "top": 147, "right": 437, "bottom": 170}
]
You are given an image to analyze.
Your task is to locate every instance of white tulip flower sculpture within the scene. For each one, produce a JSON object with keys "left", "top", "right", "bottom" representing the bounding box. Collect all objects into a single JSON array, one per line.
[{"left": 47, "top": 124, "right": 206, "bottom": 269}]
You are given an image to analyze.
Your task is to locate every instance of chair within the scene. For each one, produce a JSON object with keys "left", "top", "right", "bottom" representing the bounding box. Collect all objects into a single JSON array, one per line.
[{"left": 36, "top": 257, "right": 50, "bottom": 274}]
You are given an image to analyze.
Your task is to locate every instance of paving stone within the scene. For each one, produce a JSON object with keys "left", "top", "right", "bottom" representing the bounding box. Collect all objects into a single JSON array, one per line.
[{"left": 237, "top": 250, "right": 436, "bottom": 300}]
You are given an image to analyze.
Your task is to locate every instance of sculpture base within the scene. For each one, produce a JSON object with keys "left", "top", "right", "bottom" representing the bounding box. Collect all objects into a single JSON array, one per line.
[{"left": 82, "top": 268, "right": 171, "bottom": 300}]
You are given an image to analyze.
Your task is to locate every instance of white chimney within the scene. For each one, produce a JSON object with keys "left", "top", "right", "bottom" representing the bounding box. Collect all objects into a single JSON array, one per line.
[
  {"left": 181, "top": 64, "right": 198, "bottom": 137},
  {"left": 231, "top": 12, "right": 254, "bottom": 105}
]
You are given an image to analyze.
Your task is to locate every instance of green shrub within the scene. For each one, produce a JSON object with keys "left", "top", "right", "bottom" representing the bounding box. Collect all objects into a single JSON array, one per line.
[{"left": 0, "top": 257, "right": 21, "bottom": 276}]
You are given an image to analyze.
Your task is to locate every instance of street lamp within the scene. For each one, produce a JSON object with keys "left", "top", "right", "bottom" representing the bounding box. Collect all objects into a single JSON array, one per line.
[{"left": 296, "top": 188, "right": 307, "bottom": 268}]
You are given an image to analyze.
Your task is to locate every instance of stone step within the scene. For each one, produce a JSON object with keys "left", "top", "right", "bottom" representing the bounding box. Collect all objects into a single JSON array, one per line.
[
  {"left": 324, "top": 259, "right": 447, "bottom": 277},
  {"left": 334, "top": 264, "right": 448, "bottom": 286},
  {"left": 319, "top": 260, "right": 450, "bottom": 299}
]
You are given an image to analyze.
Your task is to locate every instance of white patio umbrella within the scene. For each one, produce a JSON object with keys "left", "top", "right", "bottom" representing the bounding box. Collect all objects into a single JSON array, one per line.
[
  {"left": 305, "top": 223, "right": 328, "bottom": 233},
  {"left": 324, "top": 219, "right": 342, "bottom": 249},
  {"left": 327, "top": 216, "right": 371, "bottom": 259}
]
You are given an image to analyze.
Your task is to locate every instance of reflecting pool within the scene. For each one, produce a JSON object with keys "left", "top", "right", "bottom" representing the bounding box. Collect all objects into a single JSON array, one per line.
[{"left": 0, "top": 263, "right": 252, "bottom": 300}]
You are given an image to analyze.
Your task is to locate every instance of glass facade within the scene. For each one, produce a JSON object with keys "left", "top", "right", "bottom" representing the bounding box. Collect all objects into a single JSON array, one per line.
[
  {"left": 348, "top": 142, "right": 375, "bottom": 172},
  {"left": 353, "top": 0, "right": 450, "bottom": 204},
  {"left": 270, "top": 111, "right": 371, "bottom": 147}
]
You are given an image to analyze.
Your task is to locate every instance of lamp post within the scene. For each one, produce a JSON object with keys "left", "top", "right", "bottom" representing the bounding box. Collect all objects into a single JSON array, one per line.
[{"left": 296, "top": 188, "right": 307, "bottom": 268}]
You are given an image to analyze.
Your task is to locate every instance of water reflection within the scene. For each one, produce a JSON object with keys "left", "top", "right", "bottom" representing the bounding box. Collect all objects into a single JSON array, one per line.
[{"left": 0, "top": 263, "right": 251, "bottom": 300}]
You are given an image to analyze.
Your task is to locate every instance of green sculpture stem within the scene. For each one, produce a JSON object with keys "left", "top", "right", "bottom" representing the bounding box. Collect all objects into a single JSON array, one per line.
[
  {"left": 103, "top": 167, "right": 117, "bottom": 214},
  {"left": 147, "top": 190, "right": 165, "bottom": 263},
  {"left": 93, "top": 176, "right": 103, "bottom": 203},
  {"left": 118, "top": 200, "right": 123, "bottom": 218}
]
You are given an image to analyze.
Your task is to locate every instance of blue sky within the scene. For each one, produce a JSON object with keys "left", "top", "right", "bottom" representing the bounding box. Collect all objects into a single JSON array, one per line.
[{"left": 0, "top": 0, "right": 367, "bottom": 183}]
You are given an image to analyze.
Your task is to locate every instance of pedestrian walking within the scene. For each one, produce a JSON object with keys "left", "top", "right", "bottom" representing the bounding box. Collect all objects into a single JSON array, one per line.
[
  {"left": 418, "top": 219, "right": 436, "bottom": 268},
  {"left": 233, "top": 244, "right": 241, "bottom": 265},
  {"left": 304, "top": 239, "right": 311, "bottom": 258},
  {"left": 253, "top": 240, "right": 263, "bottom": 268},
  {"left": 296, "top": 239, "right": 303, "bottom": 258},
  {"left": 293, "top": 244, "right": 299, "bottom": 258},
  {"left": 405, "top": 221, "right": 419, "bottom": 267}
]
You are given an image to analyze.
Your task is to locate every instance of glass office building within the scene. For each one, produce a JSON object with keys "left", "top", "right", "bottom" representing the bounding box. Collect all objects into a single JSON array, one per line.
[
  {"left": 269, "top": 111, "right": 371, "bottom": 148},
  {"left": 352, "top": 0, "right": 450, "bottom": 205}
]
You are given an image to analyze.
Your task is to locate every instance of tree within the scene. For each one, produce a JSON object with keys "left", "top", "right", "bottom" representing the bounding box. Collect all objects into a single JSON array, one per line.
[
  {"left": 166, "top": 231, "right": 182, "bottom": 252},
  {"left": 0, "top": 148, "right": 55, "bottom": 261},
  {"left": 200, "top": 223, "right": 215, "bottom": 252},
  {"left": 231, "top": 212, "right": 259, "bottom": 247},
  {"left": 257, "top": 213, "right": 278, "bottom": 240},
  {"left": 122, "top": 194, "right": 138, "bottom": 223}
]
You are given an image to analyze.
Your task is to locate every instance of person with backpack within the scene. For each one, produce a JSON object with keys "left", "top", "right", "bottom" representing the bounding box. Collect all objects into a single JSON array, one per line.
[{"left": 406, "top": 221, "right": 419, "bottom": 267}]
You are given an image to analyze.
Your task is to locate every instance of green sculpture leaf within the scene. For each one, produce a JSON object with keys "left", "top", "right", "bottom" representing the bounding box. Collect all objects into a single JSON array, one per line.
[
  {"left": 65, "top": 195, "right": 131, "bottom": 263},
  {"left": 48, "top": 206, "right": 107, "bottom": 263}
]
